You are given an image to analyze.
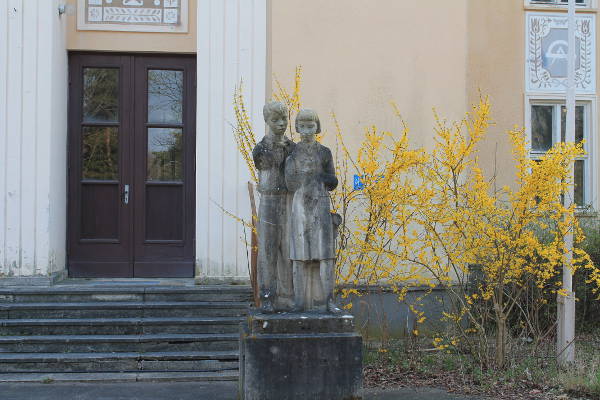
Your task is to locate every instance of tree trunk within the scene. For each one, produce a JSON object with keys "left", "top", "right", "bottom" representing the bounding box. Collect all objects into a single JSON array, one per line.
[{"left": 495, "top": 315, "right": 507, "bottom": 368}]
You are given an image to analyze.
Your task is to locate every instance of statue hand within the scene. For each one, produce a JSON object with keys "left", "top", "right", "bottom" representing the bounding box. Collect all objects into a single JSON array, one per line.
[
  {"left": 320, "top": 173, "right": 338, "bottom": 188},
  {"left": 255, "top": 150, "right": 274, "bottom": 169}
]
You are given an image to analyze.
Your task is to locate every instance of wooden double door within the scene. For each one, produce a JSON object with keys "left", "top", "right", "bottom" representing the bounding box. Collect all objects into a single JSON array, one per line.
[{"left": 68, "top": 53, "right": 196, "bottom": 278}]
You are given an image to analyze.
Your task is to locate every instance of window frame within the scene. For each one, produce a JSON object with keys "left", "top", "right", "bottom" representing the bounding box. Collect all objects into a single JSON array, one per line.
[
  {"left": 526, "top": 0, "right": 594, "bottom": 8},
  {"left": 525, "top": 95, "right": 597, "bottom": 210}
]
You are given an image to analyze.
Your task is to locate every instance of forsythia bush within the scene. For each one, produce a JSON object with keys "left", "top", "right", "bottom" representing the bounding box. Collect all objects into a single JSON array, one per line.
[{"left": 334, "top": 98, "right": 600, "bottom": 368}]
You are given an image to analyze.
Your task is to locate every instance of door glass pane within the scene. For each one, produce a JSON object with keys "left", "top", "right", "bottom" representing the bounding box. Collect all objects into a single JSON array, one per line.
[
  {"left": 148, "top": 70, "right": 183, "bottom": 124},
  {"left": 82, "top": 127, "right": 119, "bottom": 180},
  {"left": 147, "top": 128, "right": 183, "bottom": 181},
  {"left": 560, "top": 105, "right": 584, "bottom": 143},
  {"left": 83, "top": 68, "right": 119, "bottom": 123},
  {"left": 531, "top": 105, "right": 554, "bottom": 152},
  {"left": 574, "top": 160, "right": 584, "bottom": 206}
]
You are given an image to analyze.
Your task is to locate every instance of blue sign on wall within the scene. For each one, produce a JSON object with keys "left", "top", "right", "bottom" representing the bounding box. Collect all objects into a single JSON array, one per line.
[
  {"left": 353, "top": 175, "right": 364, "bottom": 190},
  {"left": 353, "top": 174, "right": 385, "bottom": 190}
]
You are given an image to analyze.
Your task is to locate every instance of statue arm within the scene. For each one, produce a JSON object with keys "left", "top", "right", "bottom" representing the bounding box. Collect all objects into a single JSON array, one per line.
[
  {"left": 321, "top": 148, "right": 338, "bottom": 191},
  {"left": 284, "top": 155, "right": 302, "bottom": 192},
  {"left": 252, "top": 142, "right": 272, "bottom": 170}
]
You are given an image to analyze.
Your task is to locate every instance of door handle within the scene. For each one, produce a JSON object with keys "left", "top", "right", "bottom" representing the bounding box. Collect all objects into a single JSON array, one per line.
[{"left": 123, "top": 184, "right": 130, "bottom": 205}]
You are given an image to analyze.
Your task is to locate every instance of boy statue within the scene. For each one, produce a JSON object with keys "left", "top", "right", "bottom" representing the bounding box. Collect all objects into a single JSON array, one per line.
[
  {"left": 285, "top": 109, "right": 341, "bottom": 313},
  {"left": 252, "top": 101, "right": 296, "bottom": 312}
]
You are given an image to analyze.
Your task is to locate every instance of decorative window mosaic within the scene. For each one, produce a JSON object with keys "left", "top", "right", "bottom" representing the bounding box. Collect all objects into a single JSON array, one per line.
[
  {"left": 77, "top": 0, "right": 188, "bottom": 33},
  {"left": 526, "top": 12, "right": 595, "bottom": 93}
]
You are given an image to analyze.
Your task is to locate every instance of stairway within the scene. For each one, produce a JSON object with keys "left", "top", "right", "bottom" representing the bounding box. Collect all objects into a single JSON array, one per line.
[{"left": 0, "top": 282, "right": 252, "bottom": 383}]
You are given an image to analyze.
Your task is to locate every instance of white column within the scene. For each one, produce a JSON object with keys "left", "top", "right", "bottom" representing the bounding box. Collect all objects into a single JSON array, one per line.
[
  {"left": 196, "top": 0, "right": 267, "bottom": 283},
  {"left": 0, "top": 0, "right": 68, "bottom": 282}
]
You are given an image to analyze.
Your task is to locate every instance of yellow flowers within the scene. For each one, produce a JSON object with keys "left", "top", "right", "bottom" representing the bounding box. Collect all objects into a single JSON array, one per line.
[
  {"left": 333, "top": 96, "right": 599, "bottom": 368},
  {"left": 433, "top": 337, "right": 450, "bottom": 351},
  {"left": 233, "top": 82, "right": 258, "bottom": 183}
]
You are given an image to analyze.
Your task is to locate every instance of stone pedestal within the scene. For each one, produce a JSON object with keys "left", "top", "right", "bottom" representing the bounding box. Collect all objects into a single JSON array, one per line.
[{"left": 239, "top": 309, "right": 363, "bottom": 400}]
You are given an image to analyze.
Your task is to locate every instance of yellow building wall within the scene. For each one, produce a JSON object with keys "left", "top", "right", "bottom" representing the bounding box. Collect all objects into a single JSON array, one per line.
[
  {"left": 467, "top": 0, "right": 525, "bottom": 189},
  {"left": 269, "top": 0, "right": 469, "bottom": 155},
  {"left": 65, "top": 0, "right": 196, "bottom": 52},
  {"left": 271, "top": 0, "right": 600, "bottom": 205}
]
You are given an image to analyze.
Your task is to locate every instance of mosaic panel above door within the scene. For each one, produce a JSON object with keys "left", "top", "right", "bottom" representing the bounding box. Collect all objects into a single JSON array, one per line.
[
  {"left": 526, "top": 12, "right": 595, "bottom": 94},
  {"left": 77, "top": 0, "right": 188, "bottom": 33}
]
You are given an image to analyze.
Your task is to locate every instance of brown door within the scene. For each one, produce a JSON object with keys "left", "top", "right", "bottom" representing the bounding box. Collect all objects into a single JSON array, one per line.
[{"left": 68, "top": 53, "right": 196, "bottom": 278}]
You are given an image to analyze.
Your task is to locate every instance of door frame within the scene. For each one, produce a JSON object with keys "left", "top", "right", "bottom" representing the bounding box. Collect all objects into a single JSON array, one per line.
[{"left": 66, "top": 51, "right": 196, "bottom": 278}]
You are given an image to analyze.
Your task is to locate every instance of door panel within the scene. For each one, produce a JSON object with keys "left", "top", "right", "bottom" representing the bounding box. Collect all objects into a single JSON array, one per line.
[
  {"left": 68, "top": 54, "right": 133, "bottom": 278},
  {"left": 132, "top": 56, "right": 195, "bottom": 278},
  {"left": 80, "top": 183, "right": 120, "bottom": 240},
  {"left": 145, "top": 185, "right": 183, "bottom": 240},
  {"left": 68, "top": 53, "right": 195, "bottom": 278}
]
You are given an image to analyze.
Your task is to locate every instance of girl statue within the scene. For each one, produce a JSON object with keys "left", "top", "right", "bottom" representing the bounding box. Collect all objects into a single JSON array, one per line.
[{"left": 285, "top": 109, "right": 341, "bottom": 313}]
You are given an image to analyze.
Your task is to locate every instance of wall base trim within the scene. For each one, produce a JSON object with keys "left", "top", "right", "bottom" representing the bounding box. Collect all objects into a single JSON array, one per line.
[
  {"left": 0, "top": 270, "right": 68, "bottom": 287},
  {"left": 195, "top": 275, "right": 250, "bottom": 285}
]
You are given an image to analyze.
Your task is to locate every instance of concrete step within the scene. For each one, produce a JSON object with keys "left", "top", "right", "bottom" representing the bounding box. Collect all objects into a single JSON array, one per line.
[
  {"left": 0, "top": 351, "right": 239, "bottom": 373},
  {"left": 0, "top": 317, "right": 244, "bottom": 335},
  {"left": 0, "top": 370, "right": 238, "bottom": 383},
  {"left": 0, "top": 286, "right": 252, "bottom": 303},
  {"left": 0, "top": 301, "right": 251, "bottom": 319},
  {"left": 0, "top": 333, "right": 239, "bottom": 353}
]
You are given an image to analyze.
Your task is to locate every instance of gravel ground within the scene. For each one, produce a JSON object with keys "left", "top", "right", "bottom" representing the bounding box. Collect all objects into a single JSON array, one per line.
[{"left": 0, "top": 381, "right": 481, "bottom": 400}]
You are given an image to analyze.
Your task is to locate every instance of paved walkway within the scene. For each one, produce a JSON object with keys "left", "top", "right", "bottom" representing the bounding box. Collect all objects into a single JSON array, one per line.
[{"left": 0, "top": 382, "right": 480, "bottom": 399}]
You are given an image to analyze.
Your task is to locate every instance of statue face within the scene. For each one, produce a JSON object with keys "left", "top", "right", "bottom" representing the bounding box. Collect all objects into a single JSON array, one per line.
[
  {"left": 266, "top": 112, "right": 288, "bottom": 136},
  {"left": 297, "top": 119, "right": 318, "bottom": 143}
]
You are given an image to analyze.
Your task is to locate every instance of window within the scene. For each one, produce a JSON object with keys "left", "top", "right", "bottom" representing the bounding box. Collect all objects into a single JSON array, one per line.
[
  {"left": 530, "top": 101, "right": 592, "bottom": 207},
  {"left": 529, "top": 0, "right": 588, "bottom": 6}
]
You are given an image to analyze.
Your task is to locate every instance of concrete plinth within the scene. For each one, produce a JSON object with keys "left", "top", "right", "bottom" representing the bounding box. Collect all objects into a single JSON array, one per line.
[{"left": 239, "top": 309, "right": 362, "bottom": 400}]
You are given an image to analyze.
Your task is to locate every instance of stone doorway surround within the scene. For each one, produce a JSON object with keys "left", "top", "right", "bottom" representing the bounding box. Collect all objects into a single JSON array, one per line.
[
  {"left": 0, "top": 1, "right": 69, "bottom": 286},
  {"left": 195, "top": 0, "right": 267, "bottom": 284}
]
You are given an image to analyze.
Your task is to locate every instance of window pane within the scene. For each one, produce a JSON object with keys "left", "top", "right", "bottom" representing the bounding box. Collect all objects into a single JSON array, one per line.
[
  {"left": 531, "top": 105, "right": 554, "bottom": 152},
  {"left": 574, "top": 160, "right": 584, "bottom": 206},
  {"left": 560, "top": 105, "right": 584, "bottom": 143},
  {"left": 83, "top": 68, "right": 119, "bottom": 123},
  {"left": 82, "top": 127, "right": 119, "bottom": 180},
  {"left": 147, "top": 128, "right": 183, "bottom": 181},
  {"left": 148, "top": 70, "right": 183, "bottom": 124}
]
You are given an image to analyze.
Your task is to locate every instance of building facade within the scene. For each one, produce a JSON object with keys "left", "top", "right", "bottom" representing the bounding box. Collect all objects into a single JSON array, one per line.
[{"left": 0, "top": 0, "right": 598, "bottom": 285}]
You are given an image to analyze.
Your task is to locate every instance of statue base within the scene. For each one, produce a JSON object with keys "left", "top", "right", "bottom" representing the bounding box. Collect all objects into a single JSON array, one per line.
[{"left": 239, "top": 309, "right": 363, "bottom": 400}]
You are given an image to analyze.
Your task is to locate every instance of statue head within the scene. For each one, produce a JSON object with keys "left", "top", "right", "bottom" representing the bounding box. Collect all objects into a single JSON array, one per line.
[
  {"left": 295, "top": 109, "right": 320, "bottom": 143},
  {"left": 263, "top": 101, "right": 288, "bottom": 137}
]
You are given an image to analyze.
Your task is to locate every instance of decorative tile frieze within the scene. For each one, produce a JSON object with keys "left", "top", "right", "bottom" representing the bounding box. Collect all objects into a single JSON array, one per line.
[
  {"left": 103, "top": 7, "right": 162, "bottom": 23},
  {"left": 77, "top": 0, "right": 188, "bottom": 33},
  {"left": 526, "top": 12, "right": 595, "bottom": 93}
]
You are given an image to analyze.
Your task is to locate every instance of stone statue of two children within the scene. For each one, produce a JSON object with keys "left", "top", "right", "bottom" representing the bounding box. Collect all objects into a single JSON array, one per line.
[{"left": 253, "top": 101, "right": 341, "bottom": 314}]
